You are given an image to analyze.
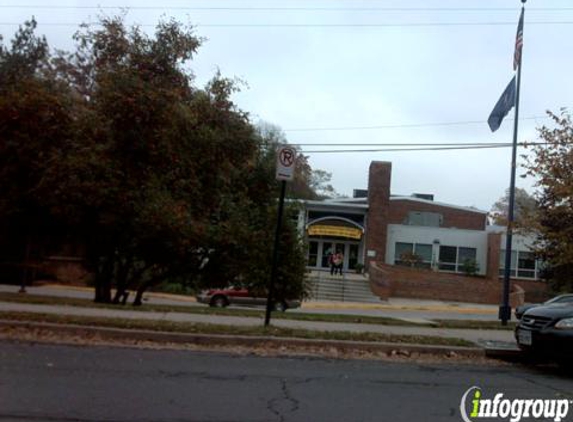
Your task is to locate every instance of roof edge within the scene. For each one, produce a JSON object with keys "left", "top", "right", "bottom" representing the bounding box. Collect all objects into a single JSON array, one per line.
[{"left": 390, "top": 196, "right": 487, "bottom": 215}]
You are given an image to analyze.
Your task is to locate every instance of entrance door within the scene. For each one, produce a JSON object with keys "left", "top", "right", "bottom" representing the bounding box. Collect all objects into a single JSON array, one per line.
[
  {"left": 333, "top": 243, "right": 345, "bottom": 268},
  {"left": 312, "top": 240, "right": 361, "bottom": 271},
  {"left": 321, "top": 242, "right": 334, "bottom": 268},
  {"left": 348, "top": 244, "right": 359, "bottom": 270}
]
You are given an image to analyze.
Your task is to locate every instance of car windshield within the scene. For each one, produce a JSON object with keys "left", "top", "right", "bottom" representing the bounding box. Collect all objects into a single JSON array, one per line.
[{"left": 545, "top": 295, "right": 573, "bottom": 305}]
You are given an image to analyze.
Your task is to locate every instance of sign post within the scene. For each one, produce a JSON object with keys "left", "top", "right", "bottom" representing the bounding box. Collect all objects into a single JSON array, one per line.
[{"left": 265, "top": 145, "right": 296, "bottom": 327}]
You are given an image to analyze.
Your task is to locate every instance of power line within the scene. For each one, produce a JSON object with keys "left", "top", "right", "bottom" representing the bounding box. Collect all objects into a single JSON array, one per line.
[
  {"left": 1, "top": 5, "right": 573, "bottom": 12},
  {"left": 294, "top": 142, "right": 510, "bottom": 147},
  {"left": 284, "top": 115, "right": 547, "bottom": 132},
  {"left": 301, "top": 142, "right": 546, "bottom": 153},
  {"left": 1, "top": 21, "right": 573, "bottom": 28}
]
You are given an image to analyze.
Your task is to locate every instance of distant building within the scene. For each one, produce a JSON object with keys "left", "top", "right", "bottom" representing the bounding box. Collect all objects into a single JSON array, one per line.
[{"left": 299, "top": 161, "right": 546, "bottom": 304}]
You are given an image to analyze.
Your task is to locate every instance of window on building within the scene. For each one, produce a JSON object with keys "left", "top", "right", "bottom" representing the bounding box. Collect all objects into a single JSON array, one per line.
[
  {"left": 394, "top": 242, "right": 432, "bottom": 268},
  {"left": 348, "top": 244, "right": 359, "bottom": 270},
  {"left": 404, "top": 212, "right": 443, "bottom": 227},
  {"left": 518, "top": 252, "right": 536, "bottom": 278},
  {"left": 308, "top": 241, "right": 318, "bottom": 267},
  {"left": 414, "top": 244, "right": 432, "bottom": 269},
  {"left": 458, "top": 247, "right": 478, "bottom": 274},
  {"left": 395, "top": 242, "right": 413, "bottom": 266},
  {"left": 438, "top": 246, "right": 478, "bottom": 273},
  {"left": 438, "top": 246, "right": 457, "bottom": 271},
  {"left": 499, "top": 250, "right": 539, "bottom": 279},
  {"left": 458, "top": 247, "right": 477, "bottom": 265}
]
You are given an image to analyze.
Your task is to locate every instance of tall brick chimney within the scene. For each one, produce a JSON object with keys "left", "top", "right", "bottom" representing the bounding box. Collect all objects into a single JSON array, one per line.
[{"left": 365, "top": 161, "right": 392, "bottom": 268}]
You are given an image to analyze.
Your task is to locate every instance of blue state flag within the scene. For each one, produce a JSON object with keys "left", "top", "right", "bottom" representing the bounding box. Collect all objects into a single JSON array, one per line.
[{"left": 488, "top": 76, "right": 516, "bottom": 132}]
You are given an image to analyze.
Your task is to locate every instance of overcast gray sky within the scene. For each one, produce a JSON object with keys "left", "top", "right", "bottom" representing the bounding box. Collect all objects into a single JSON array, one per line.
[{"left": 1, "top": 0, "right": 571, "bottom": 211}]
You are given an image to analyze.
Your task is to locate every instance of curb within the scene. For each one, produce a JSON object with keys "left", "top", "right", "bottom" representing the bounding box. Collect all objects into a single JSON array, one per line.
[
  {"left": 483, "top": 342, "right": 522, "bottom": 360},
  {"left": 0, "top": 319, "right": 484, "bottom": 357}
]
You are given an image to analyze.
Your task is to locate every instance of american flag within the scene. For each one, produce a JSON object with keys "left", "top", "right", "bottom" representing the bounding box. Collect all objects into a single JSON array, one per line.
[{"left": 513, "top": 9, "right": 524, "bottom": 70}]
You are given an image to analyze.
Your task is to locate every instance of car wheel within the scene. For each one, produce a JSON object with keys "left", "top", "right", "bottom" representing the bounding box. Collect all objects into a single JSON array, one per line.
[
  {"left": 210, "top": 295, "right": 228, "bottom": 308},
  {"left": 274, "top": 301, "right": 287, "bottom": 312}
]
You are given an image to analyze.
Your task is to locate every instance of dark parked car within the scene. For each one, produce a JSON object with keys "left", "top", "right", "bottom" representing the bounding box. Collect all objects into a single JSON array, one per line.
[
  {"left": 514, "top": 293, "right": 573, "bottom": 319},
  {"left": 515, "top": 302, "right": 573, "bottom": 361},
  {"left": 196, "top": 287, "right": 301, "bottom": 312}
]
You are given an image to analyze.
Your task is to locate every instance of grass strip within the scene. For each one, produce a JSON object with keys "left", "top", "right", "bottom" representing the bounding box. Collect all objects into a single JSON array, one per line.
[
  {"left": 0, "top": 291, "right": 515, "bottom": 330},
  {"left": 433, "top": 319, "right": 516, "bottom": 331},
  {"left": 0, "top": 310, "right": 475, "bottom": 347},
  {"left": 0, "top": 292, "right": 421, "bottom": 326}
]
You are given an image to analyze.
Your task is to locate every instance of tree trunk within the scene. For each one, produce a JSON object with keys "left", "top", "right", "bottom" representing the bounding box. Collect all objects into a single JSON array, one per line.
[
  {"left": 94, "top": 256, "right": 113, "bottom": 303},
  {"left": 132, "top": 275, "right": 163, "bottom": 306},
  {"left": 132, "top": 283, "right": 146, "bottom": 306},
  {"left": 112, "top": 256, "right": 131, "bottom": 305},
  {"left": 120, "top": 290, "right": 130, "bottom": 305}
]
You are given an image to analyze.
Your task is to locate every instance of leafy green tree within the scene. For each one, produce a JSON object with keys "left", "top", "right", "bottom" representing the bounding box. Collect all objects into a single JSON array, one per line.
[
  {"left": 523, "top": 111, "right": 573, "bottom": 291},
  {"left": 0, "top": 19, "right": 74, "bottom": 281},
  {"left": 309, "top": 169, "right": 339, "bottom": 199},
  {"left": 255, "top": 121, "right": 340, "bottom": 200},
  {"left": 1, "top": 17, "right": 310, "bottom": 305},
  {"left": 489, "top": 187, "right": 538, "bottom": 229}
]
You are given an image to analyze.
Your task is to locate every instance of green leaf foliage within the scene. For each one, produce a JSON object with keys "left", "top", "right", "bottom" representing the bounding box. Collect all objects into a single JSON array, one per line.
[
  {"left": 0, "top": 17, "right": 310, "bottom": 304},
  {"left": 523, "top": 110, "right": 573, "bottom": 292}
]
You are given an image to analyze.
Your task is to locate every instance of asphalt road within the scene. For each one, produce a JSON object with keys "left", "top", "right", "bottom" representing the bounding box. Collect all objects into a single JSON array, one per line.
[{"left": 0, "top": 342, "right": 572, "bottom": 422}]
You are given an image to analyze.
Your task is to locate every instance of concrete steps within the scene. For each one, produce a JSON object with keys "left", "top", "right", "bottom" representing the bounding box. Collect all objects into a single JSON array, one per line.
[{"left": 309, "top": 273, "right": 381, "bottom": 303}]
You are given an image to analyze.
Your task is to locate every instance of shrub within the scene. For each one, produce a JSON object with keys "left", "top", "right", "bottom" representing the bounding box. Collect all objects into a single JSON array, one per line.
[{"left": 460, "top": 259, "right": 479, "bottom": 276}]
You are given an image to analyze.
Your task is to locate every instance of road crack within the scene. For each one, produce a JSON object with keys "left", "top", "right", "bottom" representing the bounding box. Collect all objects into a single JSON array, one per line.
[{"left": 267, "top": 378, "right": 300, "bottom": 422}]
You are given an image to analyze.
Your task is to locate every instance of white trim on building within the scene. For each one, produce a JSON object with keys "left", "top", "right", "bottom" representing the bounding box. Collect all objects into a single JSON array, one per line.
[
  {"left": 390, "top": 196, "right": 488, "bottom": 215},
  {"left": 386, "top": 224, "right": 488, "bottom": 275}
]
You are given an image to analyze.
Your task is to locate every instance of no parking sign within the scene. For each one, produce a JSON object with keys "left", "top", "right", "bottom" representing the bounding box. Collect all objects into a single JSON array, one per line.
[
  {"left": 266, "top": 144, "right": 296, "bottom": 326},
  {"left": 276, "top": 145, "right": 296, "bottom": 182}
]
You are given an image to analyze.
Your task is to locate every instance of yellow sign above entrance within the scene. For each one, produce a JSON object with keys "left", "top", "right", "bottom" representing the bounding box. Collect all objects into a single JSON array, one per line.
[{"left": 307, "top": 225, "right": 363, "bottom": 240}]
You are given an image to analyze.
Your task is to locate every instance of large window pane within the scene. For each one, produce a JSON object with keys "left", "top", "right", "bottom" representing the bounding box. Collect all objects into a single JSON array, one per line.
[
  {"left": 321, "top": 242, "right": 333, "bottom": 268},
  {"left": 395, "top": 242, "right": 414, "bottom": 265},
  {"left": 499, "top": 268, "right": 517, "bottom": 277},
  {"left": 414, "top": 244, "right": 432, "bottom": 262},
  {"left": 439, "top": 246, "right": 457, "bottom": 263},
  {"left": 308, "top": 241, "right": 318, "bottom": 267},
  {"left": 500, "top": 250, "right": 538, "bottom": 279},
  {"left": 458, "top": 247, "right": 477, "bottom": 264},
  {"left": 518, "top": 252, "right": 535, "bottom": 270},
  {"left": 500, "top": 250, "right": 517, "bottom": 270},
  {"left": 438, "top": 246, "right": 457, "bottom": 271},
  {"left": 348, "top": 244, "right": 359, "bottom": 270},
  {"left": 456, "top": 247, "right": 477, "bottom": 273}
]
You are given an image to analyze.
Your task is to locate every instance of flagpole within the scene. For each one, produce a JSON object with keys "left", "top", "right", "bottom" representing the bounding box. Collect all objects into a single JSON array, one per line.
[{"left": 500, "top": 0, "right": 526, "bottom": 325}]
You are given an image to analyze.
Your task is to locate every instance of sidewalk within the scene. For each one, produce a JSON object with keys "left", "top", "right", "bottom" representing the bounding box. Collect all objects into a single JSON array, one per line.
[
  {"left": 1, "top": 283, "right": 499, "bottom": 315},
  {"left": 303, "top": 298, "right": 498, "bottom": 315},
  {"left": 0, "top": 300, "right": 515, "bottom": 345}
]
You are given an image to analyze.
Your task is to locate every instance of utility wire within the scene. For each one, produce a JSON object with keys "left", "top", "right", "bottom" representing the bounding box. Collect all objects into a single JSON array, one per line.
[
  {"left": 1, "top": 5, "right": 572, "bottom": 12},
  {"left": 293, "top": 142, "right": 510, "bottom": 147},
  {"left": 301, "top": 142, "right": 547, "bottom": 153},
  {"left": 1, "top": 21, "right": 573, "bottom": 28},
  {"left": 284, "top": 115, "right": 547, "bottom": 132}
]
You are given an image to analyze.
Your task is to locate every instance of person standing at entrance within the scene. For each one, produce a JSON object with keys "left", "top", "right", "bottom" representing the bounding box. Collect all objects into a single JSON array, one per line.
[
  {"left": 333, "top": 251, "right": 344, "bottom": 275},
  {"left": 328, "top": 249, "right": 336, "bottom": 275}
]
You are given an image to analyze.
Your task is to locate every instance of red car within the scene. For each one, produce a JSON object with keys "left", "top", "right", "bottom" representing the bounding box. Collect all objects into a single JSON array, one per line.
[{"left": 196, "top": 287, "right": 300, "bottom": 312}]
